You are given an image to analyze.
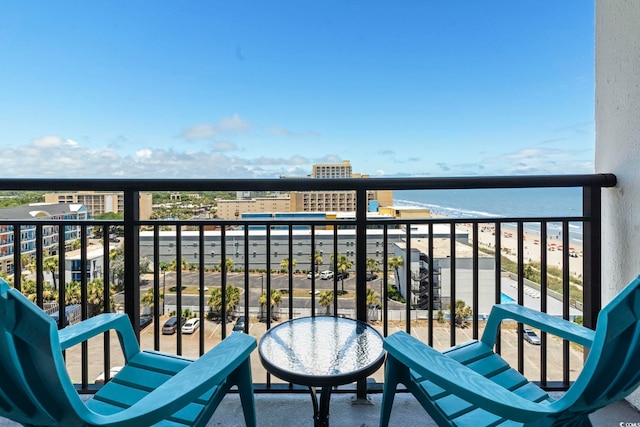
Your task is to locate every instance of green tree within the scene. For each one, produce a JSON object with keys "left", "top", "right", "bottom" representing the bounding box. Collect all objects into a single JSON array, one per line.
[
  {"left": 218, "top": 257, "right": 234, "bottom": 273},
  {"left": 454, "top": 300, "right": 472, "bottom": 328},
  {"left": 366, "top": 257, "right": 380, "bottom": 275},
  {"left": 64, "top": 281, "right": 82, "bottom": 305},
  {"left": 259, "top": 289, "right": 283, "bottom": 319},
  {"left": 318, "top": 290, "right": 334, "bottom": 315},
  {"left": 388, "top": 256, "right": 404, "bottom": 288},
  {"left": 208, "top": 285, "right": 241, "bottom": 317},
  {"left": 366, "top": 287, "right": 381, "bottom": 308},
  {"left": 141, "top": 287, "right": 162, "bottom": 315},
  {"left": 169, "top": 257, "right": 189, "bottom": 272},
  {"left": 332, "top": 253, "right": 353, "bottom": 294},
  {"left": 280, "top": 257, "right": 297, "bottom": 272},
  {"left": 20, "top": 278, "right": 55, "bottom": 302},
  {"left": 310, "top": 250, "right": 323, "bottom": 273},
  {"left": 43, "top": 256, "right": 59, "bottom": 290},
  {"left": 86, "top": 278, "right": 115, "bottom": 316}
]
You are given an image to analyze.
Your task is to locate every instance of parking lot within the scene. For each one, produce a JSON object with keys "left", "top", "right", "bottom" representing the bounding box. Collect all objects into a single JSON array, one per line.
[{"left": 63, "top": 314, "right": 584, "bottom": 387}]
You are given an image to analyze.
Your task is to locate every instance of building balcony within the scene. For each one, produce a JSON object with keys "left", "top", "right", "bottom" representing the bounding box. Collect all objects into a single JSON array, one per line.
[{"left": 1, "top": 173, "right": 640, "bottom": 425}]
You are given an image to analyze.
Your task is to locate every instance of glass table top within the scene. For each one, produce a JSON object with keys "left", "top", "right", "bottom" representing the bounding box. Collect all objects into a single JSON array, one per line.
[{"left": 259, "top": 316, "right": 385, "bottom": 383}]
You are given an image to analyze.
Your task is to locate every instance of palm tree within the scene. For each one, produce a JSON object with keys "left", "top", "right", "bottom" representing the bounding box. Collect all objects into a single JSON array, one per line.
[
  {"left": 169, "top": 257, "right": 189, "bottom": 272},
  {"left": 280, "top": 257, "right": 297, "bottom": 273},
  {"left": 64, "top": 281, "right": 82, "bottom": 305},
  {"left": 366, "top": 287, "right": 381, "bottom": 308},
  {"left": 86, "top": 278, "right": 114, "bottom": 316},
  {"left": 259, "top": 289, "right": 283, "bottom": 319},
  {"left": 455, "top": 300, "right": 472, "bottom": 328},
  {"left": 141, "top": 287, "right": 162, "bottom": 315},
  {"left": 332, "top": 253, "right": 353, "bottom": 294},
  {"left": 208, "top": 285, "right": 241, "bottom": 318},
  {"left": 310, "top": 250, "right": 323, "bottom": 274},
  {"left": 218, "top": 257, "right": 234, "bottom": 273},
  {"left": 20, "top": 278, "right": 54, "bottom": 302},
  {"left": 43, "top": 256, "right": 59, "bottom": 290},
  {"left": 366, "top": 257, "right": 380, "bottom": 276},
  {"left": 318, "top": 290, "right": 334, "bottom": 314},
  {"left": 366, "top": 287, "right": 382, "bottom": 322},
  {"left": 388, "top": 256, "right": 404, "bottom": 288}
]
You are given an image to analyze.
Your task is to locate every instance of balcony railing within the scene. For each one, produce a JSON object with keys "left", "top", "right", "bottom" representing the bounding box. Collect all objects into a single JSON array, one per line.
[{"left": 0, "top": 174, "right": 617, "bottom": 397}]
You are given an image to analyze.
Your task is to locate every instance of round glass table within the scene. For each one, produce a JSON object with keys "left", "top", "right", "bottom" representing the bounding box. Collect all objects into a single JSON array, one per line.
[{"left": 259, "top": 316, "right": 385, "bottom": 427}]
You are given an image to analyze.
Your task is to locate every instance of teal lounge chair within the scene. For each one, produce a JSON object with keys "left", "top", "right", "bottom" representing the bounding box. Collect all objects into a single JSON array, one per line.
[
  {"left": 381, "top": 275, "right": 640, "bottom": 426},
  {"left": 0, "top": 278, "right": 257, "bottom": 426}
]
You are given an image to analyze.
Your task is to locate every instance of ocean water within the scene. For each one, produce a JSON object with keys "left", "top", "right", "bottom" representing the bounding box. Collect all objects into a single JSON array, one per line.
[{"left": 393, "top": 187, "right": 584, "bottom": 243}]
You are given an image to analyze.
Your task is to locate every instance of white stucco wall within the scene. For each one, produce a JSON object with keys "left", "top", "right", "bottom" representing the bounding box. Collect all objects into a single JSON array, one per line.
[{"left": 595, "top": 0, "right": 640, "bottom": 409}]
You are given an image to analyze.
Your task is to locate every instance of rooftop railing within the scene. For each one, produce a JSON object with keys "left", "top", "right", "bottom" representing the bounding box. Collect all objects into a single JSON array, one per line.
[{"left": 0, "top": 174, "right": 617, "bottom": 397}]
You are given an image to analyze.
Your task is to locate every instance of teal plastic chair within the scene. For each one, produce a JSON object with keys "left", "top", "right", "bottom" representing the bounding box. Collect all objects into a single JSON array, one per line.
[
  {"left": 381, "top": 275, "right": 640, "bottom": 427},
  {"left": 0, "top": 278, "right": 257, "bottom": 427}
]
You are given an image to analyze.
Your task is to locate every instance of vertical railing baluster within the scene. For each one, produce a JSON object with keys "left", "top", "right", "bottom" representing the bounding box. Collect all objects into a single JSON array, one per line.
[
  {"left": 428, "top": 222, "right": 435, "bottom": 347},
  {"left": 199, "top": 225, "right": 206, "bottom": 356},
  {"left": 562, "top": 220, "right": 571, "bottom": 387},
  {"left": 449, "top": 221, "right": 456, "bottom": 346},
  {"left": 404, "top": 223, "right": 412, "bottom": 334},
  {"left": 582, "top": 185, "right": 601, "bottom": 330},
  {"left": 472, "top": 222, "right": 479, "bottom": 340},
  {"left": 540, "top": 221, "right": 548, "bottom": 388},
  {"left": 123, "top": 189, "right": 140, "bottom": 339}
]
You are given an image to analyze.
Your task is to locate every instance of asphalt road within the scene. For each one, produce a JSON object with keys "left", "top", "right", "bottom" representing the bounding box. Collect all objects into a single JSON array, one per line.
[{"left": 122, "top": 271, "right": 404, "bottom": 313}]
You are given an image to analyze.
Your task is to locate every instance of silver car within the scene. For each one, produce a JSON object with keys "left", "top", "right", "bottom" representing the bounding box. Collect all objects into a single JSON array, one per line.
[{"left": 523, "top": 327, "right": 541, "bottom": 345}]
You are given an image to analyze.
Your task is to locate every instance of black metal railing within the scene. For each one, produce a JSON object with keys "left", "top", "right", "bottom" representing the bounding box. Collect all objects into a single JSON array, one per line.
[{"left": 0, "top": 174, "right": 617, "bottom": 395}]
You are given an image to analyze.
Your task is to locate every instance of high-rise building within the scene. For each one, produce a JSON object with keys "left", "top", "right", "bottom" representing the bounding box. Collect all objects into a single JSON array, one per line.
[{"left": 290, "top": 161, "right": 392, "bottom": 213}]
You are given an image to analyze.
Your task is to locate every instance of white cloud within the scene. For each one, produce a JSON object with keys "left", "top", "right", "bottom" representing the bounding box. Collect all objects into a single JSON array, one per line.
[
  {"left": 0, "top": 135, "right": 317, "bottom": 179},
  {"left": 181, "top": 114, "right": 251, "bottom": 141},
  {"left": 212, "top": 141, "right": 238, "bottom": 151},
  {"left": 32, "top": 135, "right": 77, "bottom": 148},
  {"left": 136, "top": 149, "right": 153, "bottom": 159}
]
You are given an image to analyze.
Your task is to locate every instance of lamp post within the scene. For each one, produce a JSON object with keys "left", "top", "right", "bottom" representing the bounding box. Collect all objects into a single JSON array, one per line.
[
  {"left": 261, "top": 274, "right": 264, "bottom": 296},
  {"left": 162, "top": 270, "right": 166, "bottom": 315}
]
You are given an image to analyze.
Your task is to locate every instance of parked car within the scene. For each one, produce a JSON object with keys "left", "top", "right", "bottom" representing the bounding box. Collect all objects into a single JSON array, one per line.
[
  {"left": 365, "top": 273, "right": 378, "bottom": 281},
  {"left": 307, "top": 271, "right": 319, "bottom": 279},
  {"left": 523, "top": 327, "right": 541, "bottom": 345},
  {"left": 320, "top": 270, "right": 334, "bottom": 280},
  {"left": 335, "top": 271, "right": 349, "bottom": 280},
  {"left": 233, "top": 316, "right": 246, "bottom": 333},
  {"left": 139, "top": 315, "right": 153, "bottom": 329},
  {"left": 162, "top": 316, "right": 186, "bottom": 335},
  {"left": 181, "top": 318, "right": 200, "bottom": 334},
  {"left": 94, "top": 366, "right": 122, "bottom": 384}
]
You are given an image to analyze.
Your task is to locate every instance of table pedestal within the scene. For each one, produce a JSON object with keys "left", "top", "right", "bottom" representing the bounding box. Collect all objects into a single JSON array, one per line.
[{"left": 309, "top": 386, "right": 332, "bottom": 427}]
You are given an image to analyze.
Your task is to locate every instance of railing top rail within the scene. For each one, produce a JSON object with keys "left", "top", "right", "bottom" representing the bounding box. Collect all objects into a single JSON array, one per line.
[{"left": 0, "top": 174, "right": 617, "bottom": 192}]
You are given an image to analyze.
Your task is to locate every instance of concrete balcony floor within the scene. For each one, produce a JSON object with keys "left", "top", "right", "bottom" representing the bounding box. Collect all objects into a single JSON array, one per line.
[{"left": 0, "top": 392, "right": 638, "bottom": 426}]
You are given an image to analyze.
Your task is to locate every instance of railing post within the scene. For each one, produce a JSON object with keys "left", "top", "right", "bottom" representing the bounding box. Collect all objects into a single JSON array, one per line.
[
  {"left": 123, "top": 189, "right": 141, "bottom": 339},
  {"left": 582, "top": 186, "right": 602, "bottom": 330},
  {"left": 356, "top": 187, "right": 368, "bottom": 400}
]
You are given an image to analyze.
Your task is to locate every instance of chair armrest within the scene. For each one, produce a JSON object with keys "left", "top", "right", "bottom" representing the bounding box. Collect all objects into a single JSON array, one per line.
[
  {"left": 481, "top": 304, "right": 595, "bottom": 348},
  {"left": 384, "top": 331, "right": 554, "bottom": 423},
  {"left": 58, "top": 313, "right": 140, "bottom": 361},
  {"left": 82, "top": 332, "right": 257, "bottom": 427}
]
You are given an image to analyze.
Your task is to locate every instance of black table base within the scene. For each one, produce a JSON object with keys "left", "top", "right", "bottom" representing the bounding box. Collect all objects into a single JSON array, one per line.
[{"left": 309, "top": 386, "right": 332, "bottom": 427}]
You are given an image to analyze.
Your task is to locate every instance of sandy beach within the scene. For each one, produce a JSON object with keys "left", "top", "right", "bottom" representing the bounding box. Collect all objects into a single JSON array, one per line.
[{"left": 456, "top": 222, "right": 584, "bottom": 279}]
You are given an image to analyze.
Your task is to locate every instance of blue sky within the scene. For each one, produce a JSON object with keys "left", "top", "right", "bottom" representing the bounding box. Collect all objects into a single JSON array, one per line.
[{"left": 0, "top": 1, "right": 594, "bottom": 179}]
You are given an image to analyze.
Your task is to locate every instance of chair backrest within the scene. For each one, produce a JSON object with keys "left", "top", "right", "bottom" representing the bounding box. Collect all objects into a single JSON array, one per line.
[
  {"left": 0, "top": 278, "right": 84, "bottom": 425},
  {"left": 561, "top": 275, "right": 640, "bottom": 416}
]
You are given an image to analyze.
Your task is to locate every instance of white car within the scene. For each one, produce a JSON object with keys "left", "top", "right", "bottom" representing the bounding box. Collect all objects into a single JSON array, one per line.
[
  {"left": 320, "top": 270, "right": 334, "bottom": 280},
  {"left": 182, "top": 318, "right": 200, "bottom": 334}
]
